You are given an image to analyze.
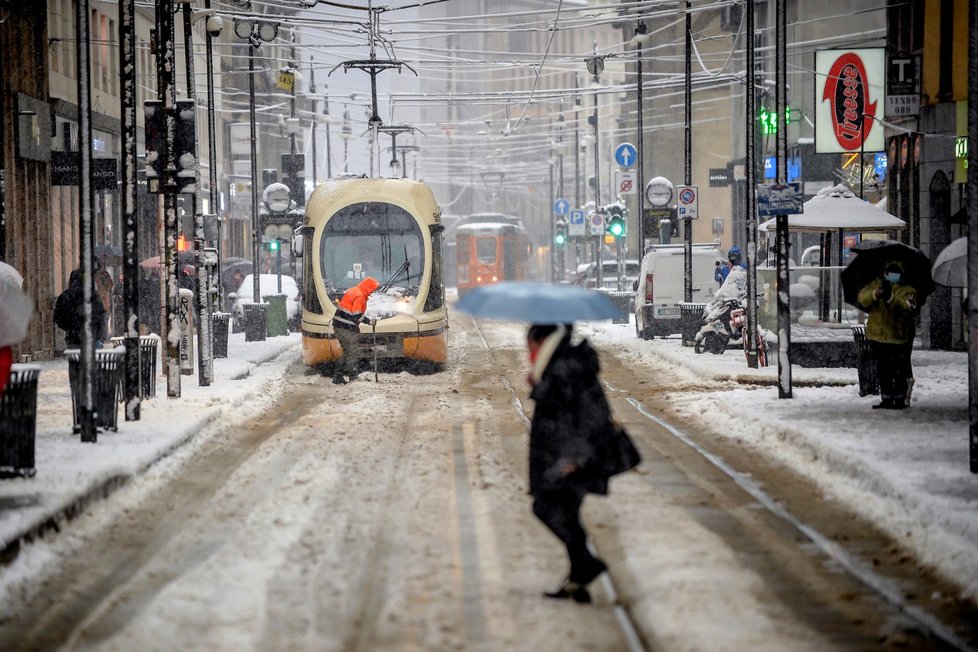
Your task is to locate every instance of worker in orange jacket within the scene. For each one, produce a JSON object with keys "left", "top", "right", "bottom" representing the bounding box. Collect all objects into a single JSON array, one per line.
[{"left": 332, "top": 276, "right": 380, "bottom": 384}]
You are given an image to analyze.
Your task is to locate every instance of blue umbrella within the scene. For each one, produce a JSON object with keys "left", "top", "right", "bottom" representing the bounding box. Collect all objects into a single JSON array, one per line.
[{"left": 455, "top": 281, "right": 623, "bottom": 323}]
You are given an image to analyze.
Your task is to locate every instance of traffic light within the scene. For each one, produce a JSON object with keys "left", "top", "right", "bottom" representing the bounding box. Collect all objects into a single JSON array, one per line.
[
  {"left": 281, "top": 153, "right": 305, "bottom": 208},
  {"left": 267, "top": 240, "right": 280, "bottom": 252},
  {"left": 554, "top": 220, "right": 568, "bottom": 247},
  {"left": 143, "top": 100, "right": 165, "bottom": 193},
  {"left": 758, "top": 106, "right": 792, "bottom": 136},
  {"left": 173, "top": 99, "right": 198, "bottom": 195},
  {"left": 603, "top": 202, "right": 627, "bottom": 239}
]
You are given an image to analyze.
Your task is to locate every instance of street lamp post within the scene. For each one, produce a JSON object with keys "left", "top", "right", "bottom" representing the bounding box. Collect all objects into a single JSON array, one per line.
[
  {"left": 203, "top": 2, "right": 223, "bottom": 312},
  {"left": 632, "top": 22, "right": 649, "bottom": 255},
  {"left": 233, "top": 14, "right": 279, "bottom": 311}
]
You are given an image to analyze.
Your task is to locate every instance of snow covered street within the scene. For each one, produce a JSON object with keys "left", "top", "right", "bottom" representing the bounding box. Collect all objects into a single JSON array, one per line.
[{"left": 0, "top": 316, "right": 976, "bottom": 650}]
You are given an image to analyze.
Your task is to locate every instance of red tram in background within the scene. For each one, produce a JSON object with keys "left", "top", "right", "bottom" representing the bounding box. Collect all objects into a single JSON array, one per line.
[{"left": 455, "top": 214, "right": 531, "bottom": 297}]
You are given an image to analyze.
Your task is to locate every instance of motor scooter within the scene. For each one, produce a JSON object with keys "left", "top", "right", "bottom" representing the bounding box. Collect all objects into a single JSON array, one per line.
[{"left": 693, "top": 296, "right": 744, "bottom": 354}]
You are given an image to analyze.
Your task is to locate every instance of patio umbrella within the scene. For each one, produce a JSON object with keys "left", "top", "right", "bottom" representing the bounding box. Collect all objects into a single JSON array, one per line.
[
  {"left": 757, "top": 184, "right": 905, "bottom": 233},
  {"left": 840, "top": 240, "right": 934, "bottom": 312},
  {"left": 455, "top": 281, "right": 622, "bottom": 323},
  {"left": 932, "top": 237, "right": 967, "bottom": 288}
]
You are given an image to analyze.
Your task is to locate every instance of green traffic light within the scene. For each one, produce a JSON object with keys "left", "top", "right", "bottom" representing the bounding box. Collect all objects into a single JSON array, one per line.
[
  {"left": 608, "top": 218, "right": 625, "bottom": 238},
  {"left": 268, "top": 241, "right": 279, "bottom": 251},
  {"left": 555, "top": 233, "right": 566, "bottom": 246}
]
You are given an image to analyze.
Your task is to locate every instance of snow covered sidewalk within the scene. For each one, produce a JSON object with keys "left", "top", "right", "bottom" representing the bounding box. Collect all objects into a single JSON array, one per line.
[
  {"left": 587, "top": 324, "right": 978, "bottom": 600},
  {"left": 0, "top": 333, "right": 301, "bottom": 558}
]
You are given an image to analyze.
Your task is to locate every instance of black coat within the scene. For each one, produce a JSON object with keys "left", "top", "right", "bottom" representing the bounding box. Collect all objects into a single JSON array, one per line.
[
  {"left": 529, "top": 336, "right": 618, "bottom": 496},
  {"left": 55, "top": 274, "right": 107, "bottom": 346}
]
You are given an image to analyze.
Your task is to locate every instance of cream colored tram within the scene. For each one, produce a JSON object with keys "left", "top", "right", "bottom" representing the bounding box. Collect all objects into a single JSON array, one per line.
[{"left": 297, "top": 176, "right": 448, "bottom": 369}]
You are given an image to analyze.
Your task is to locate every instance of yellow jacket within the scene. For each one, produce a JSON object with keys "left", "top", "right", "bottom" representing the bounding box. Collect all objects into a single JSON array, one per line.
[{"left": 857, "top": 277, "right": 917, "bottom": 344}]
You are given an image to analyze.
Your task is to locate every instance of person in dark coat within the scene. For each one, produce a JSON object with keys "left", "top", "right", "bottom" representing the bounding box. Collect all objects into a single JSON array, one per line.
[
  {"left": 55, "top": 268, "right": 107, "bottom": 348},
  {"left": 526, "top": 323, "right": 639, "bottom": 603}
]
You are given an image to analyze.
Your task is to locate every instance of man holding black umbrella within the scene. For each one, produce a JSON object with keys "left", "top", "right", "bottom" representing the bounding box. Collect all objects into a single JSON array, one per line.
[{"left": 857, "top": 261, "right": 919, "bottom": 410}]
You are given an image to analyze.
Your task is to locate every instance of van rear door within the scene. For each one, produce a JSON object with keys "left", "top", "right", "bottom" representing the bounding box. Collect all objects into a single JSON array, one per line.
[{"left": 651, "top": 251, "right": 685, "bottom": 318}]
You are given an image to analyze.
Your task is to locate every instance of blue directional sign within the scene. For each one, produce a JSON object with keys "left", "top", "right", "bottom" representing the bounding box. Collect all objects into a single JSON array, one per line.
[
  {"left": 614, "top": 142, "right": 638, "bottom": 169},
  {"left": 553, "top": 198, "right": 570, "bottom": 216}
]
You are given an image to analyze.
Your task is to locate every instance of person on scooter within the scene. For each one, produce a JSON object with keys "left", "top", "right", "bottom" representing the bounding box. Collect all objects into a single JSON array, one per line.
[{"left": 715, "top": 246, "right": 749, "bottom": 284}]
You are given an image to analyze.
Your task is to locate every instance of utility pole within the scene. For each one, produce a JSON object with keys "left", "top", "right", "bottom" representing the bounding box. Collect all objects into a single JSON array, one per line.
[
  {"left": 967, "top": 0, "right": 977, "bottom": 473},
  {"left": 183, "top": 2, "right": 212, "bottom": 387},
  {"left": 683, "top": 0, "right": 693, "bottom": 304},
  {"left": 745, "top": 0, "right": 759, "bottom": 369},
  {"left": 574, "top": 76, "right": 582, "bottom": 269},
  {"left": 76, "top": 0, "right": 97, "bottom": 440},
  {"left": 310, "top": 57, "right": 318, "bottom": 187},
  {"left": 204, "top": 0, "right": 221, "bottom": 311},
  {"left": 635, "top": 21, "right": 647, "bottom": 255},
  {"left": 774, "top": 0, "right": 792, "bottom": 398},
  {"left": 588, "top": 46, "right": 603, "bottom": 289},
  {"left": 249, "top": 44, "right": 261, "bottom": 308},
  {"left": 120, "top": 0, "right": 141, "bottom": 419},
  {"left": 155, "top": 0, "right": 182, "bottom": 397}
]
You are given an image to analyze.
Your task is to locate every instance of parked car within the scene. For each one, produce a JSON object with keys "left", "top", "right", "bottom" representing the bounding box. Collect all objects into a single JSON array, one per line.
[
  {"left": 634, "top": 243, "right": 722, "bottom": 339},
  {"left": 577, "top": 259, "right": 640, "bottom": 291},
  {"left": 230, "top": 273, "right": 301, "bottom": 331}
]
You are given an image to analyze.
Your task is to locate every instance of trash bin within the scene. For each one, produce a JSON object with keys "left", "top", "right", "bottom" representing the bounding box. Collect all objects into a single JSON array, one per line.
[
  {"left": 212, "top": 312, "right": 231, "bottom": 358},
  {"left": 67, "top": 348, "right": 125, "bottom": 433},
  {"left": 679, "top": 302, "right": 707, "bottom": 347},
  {"left": 263, "top": 294, "right": 288, "bottom": 337},
  {"left": 107, "top": 335, "right": 159, "bottom": 399},
  {"left": 0, "top": 364, "right": 41, "bottom": 478},
  {"left": 243, "top": 303, "right": 267, "bottom": 342},
  {"left": 139, "top": 335, "right": 159, "bottom": 398},
  {"left": 608, "top": 291, "right": 632, "bottom": 325},
  {"left": 851, "top": 325, "right": 879, "bottom": 396}
]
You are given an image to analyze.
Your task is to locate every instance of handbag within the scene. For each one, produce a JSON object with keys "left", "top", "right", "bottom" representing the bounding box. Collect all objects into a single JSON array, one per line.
[{"left": 602, "top": 420, "right": 641, "bottom": 477}]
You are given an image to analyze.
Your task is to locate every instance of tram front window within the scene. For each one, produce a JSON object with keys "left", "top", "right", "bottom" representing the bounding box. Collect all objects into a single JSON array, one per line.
[
  {"left": 476, "top": 238, "right": 497, "bottom": 264},
  {"left": 320, "top": 202, "right": 424, "bottom": 299}
]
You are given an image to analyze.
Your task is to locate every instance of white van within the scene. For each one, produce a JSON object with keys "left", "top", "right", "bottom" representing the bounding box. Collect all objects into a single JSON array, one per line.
[{"left": 634, "top": 243, "right": 723, "bottom": 339}]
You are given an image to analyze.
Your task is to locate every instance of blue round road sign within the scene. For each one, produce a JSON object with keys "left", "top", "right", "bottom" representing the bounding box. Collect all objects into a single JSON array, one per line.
[
  {"left": 553, "top": 198, "right": 569, "bottom": 215},
  {"left": 614, "top": 142, "right": 637, "bottom": 169}
]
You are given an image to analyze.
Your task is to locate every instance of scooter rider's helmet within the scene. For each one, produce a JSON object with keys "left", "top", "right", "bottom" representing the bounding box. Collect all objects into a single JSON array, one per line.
[{"left": 727, "top": 246, "right": 743, "bottom": 265}]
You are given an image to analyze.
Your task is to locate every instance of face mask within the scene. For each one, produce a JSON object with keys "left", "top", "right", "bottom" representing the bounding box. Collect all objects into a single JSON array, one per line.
[{"left": 885, "top": 272, "right": 901, "bottom": 283}]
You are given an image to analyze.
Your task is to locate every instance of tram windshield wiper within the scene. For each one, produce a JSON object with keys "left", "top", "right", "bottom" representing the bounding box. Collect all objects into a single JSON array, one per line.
[{"left": 378, "top": 246, "right": 411, "bottom": 293}]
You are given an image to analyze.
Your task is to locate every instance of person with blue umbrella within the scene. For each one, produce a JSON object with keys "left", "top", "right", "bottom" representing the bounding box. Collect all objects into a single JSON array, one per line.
[{"left": 458, "top": 282, "right": 640, "bottom": 601}]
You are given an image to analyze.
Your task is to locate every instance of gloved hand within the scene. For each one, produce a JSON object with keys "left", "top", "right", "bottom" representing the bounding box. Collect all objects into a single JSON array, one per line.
[{"left": 361, "top": 317, "right": 374, "bottom": 327}]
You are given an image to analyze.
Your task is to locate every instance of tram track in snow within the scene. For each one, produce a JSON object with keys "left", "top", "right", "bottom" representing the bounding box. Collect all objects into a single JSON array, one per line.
[{"left": 469, "top": 315, "right": 975, "bottom": 651}]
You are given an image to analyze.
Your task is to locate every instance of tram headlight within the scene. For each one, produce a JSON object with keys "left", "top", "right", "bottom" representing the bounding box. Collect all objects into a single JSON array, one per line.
[
  {"left": 492, "top": 276, "right": 498, "bottom": 282},
  {"left": 476, "top": 276, "right": 482, "bottom": 282}
]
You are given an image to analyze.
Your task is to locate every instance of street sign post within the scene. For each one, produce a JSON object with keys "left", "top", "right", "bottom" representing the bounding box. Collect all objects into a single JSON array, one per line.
[
  {"left": 676, "top": 184, "right": 699, "bottom": 219},
  {"left": 614, "top": 142, "right": 638, "bottom": 169},
  {"left": 568, "top": 209, "right": 586, "bottom": 237},
  {"left": 757, "top": 182, "right": 804, "bottom": 216}
]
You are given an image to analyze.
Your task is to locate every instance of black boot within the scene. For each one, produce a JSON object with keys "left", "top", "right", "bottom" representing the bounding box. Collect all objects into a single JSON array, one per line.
[
  {"left": 872, "top": 399, "right": 894, "bottom": 409},
  {"left": 543, "top": 578, "right": 591, "bottom": 603},
  {"left": 332, "top": 376, "right": 347, "bottom": 385}
]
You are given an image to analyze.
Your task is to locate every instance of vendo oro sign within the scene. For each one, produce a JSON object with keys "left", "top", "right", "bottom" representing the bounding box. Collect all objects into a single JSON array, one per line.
[{"left": 814, "top": 48, "right": 885, "bottom": 154}]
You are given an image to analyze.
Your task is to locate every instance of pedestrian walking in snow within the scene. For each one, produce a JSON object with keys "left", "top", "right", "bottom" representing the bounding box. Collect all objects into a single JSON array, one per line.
[
  {"left": 526, "top": 323, "right": 640, "bottom": 603},
  {"left": 331, "top": 276, "right": 379, "bottom": 384},
  {"left": 55, "top": 269, "right": 107, "bottom": 348},
  {"left": 857, "top": 261, "right": 919, "bottom": 409}
]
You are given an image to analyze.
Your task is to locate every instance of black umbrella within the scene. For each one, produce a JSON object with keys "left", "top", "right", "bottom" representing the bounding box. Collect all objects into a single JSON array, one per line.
[{"left": 840, "top": 239, "right": 935, "bottom": 312}]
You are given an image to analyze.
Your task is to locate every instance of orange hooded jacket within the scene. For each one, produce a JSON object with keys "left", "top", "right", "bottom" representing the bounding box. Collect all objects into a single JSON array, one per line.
[{"left": 333, "top": 276, "right": 380, "bottom": 331}]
